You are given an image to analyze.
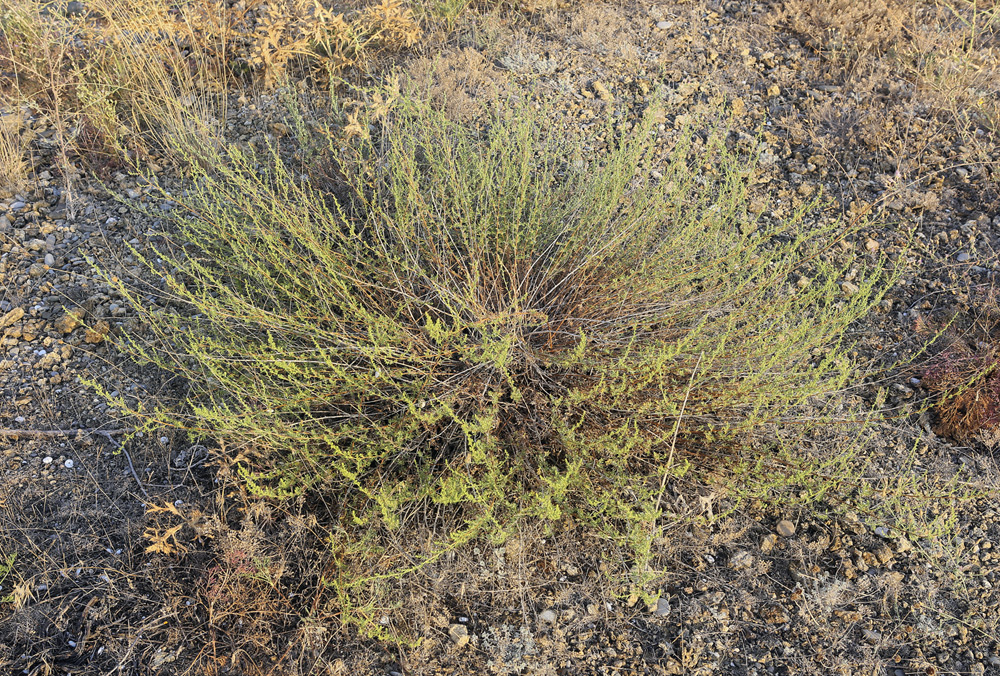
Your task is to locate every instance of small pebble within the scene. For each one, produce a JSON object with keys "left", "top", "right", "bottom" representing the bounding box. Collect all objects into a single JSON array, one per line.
[
  {"left": 776, "top": 520, "right": 796, "bottom": 538},
  {"left": 64, "top": 459, "right": 74, "bottom": 468},
  {"left": 538, "top": 609, "right": 557, "bottom": 623},
  {"left": 656, "top": 20, "right": 672, "bottom": 29},
  {"left": 448, "top": 623, "right": 469, "bottom": 648},
  {"left": 653, "top": 597, "right": 670, "bottom": 616},
  {"left": 957, "top": 252, "right": 970, "bottom": 262},
  {"left": 43, "top": 456, "right": 53, "bottom": 464}
]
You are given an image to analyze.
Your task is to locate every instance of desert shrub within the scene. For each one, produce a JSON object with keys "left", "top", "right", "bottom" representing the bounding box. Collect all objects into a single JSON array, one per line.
[
  {"left": 104, "top": 88, "right": 888, "bottom": 636},
  {"left": 919, "top": 282, "right": 1000, "bottom": 446}
]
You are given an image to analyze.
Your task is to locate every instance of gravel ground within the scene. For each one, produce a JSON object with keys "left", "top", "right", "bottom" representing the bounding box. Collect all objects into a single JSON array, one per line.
[{"left": 2, "top": 0, "right": 1000, "bottom": 674}]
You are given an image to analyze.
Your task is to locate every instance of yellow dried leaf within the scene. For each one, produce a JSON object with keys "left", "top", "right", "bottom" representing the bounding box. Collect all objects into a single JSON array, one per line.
[
  {"left": 146, "top": 501, "right": 183, "bottom": 517},
  {"left": 144, "top": 524, "right": 187, "bottom": 555}
]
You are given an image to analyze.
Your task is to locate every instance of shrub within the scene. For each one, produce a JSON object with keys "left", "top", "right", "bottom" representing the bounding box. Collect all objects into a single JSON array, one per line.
[
  {"left": 105, "top": 89, "right": 888, "bottom": 635},
  {"left": 919, "top": 282, "right": 1000, "bottom": 446}
]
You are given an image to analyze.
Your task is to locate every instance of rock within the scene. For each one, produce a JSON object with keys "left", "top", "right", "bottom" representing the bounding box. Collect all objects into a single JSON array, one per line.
[
  {"left": 10, "top": 201, "right": 26, "bottom": 211},
  {"left": 26, "top": 238, "right": 46, "bottom": 251},
  {"left": 29, "top": 263, "right": 47, "bottom": 278},
  {"left": 865, "top": 239, "right": 879, "bottom": 252},
  {"left": 44, "top": 253, "right": 55, "bottom": 266},
  {"left": 767, "top": 84, "right": 781, "bottom": 97},
  {"left": 0, "top": 215, "right": 10, "bottom": 229},
  {"left": 43, "top": 456, "right": 53, "bottom": 465},
  {"left": 592, "top": 81, "right": 613, "bottom": 102},
  {"left": 729, "top": 550, "right": 753, "bottom": 570},
  {"left": 64, "top": 459, "right": 74, "bottom": 468},
  {"left": 84, "top": 320, "right": 110, "bottom": 344},
  {"left": 1, "top": 306, "right": 24, "bottom": 329},
  {"left": 448, "top": 623, "right": 469, "bottom": 647},
  {"left": 957, "top": 252, "right": 970, "bottom": 262},
  {"left": 538, "top": 609, "right": 557, "bottom": 623},
  {"left": 776, "top": 520, "right": 796, "bottom": 538},
  {"left": 760, "top": 533, "right": 778, "bottom": 553},
  {"left": 652, "top": 597, "right": 670, "bottom": 616},
  {"left": 841, "top": 281, "right": 860, "bottom": 297},
  {"left": 54, "top": 311, "right": 82, "bottom": 334},
  {"left": 656, "top": 20, "right": 673, "bottom": 29}
]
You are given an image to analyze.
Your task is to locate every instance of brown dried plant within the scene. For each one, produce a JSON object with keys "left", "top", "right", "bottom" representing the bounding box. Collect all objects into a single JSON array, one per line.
[
  {"left": 0, "top": 113, "right": 30, "bottom": 195},
  {"left": 1, "top": 0, "right": 420, "bottom": 168},
  {"left": 919, "top": 283, "right": 1000, "bottom": 446}
]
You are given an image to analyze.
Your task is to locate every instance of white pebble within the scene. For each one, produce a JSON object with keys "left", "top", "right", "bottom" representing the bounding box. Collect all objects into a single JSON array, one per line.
[
  {"left": 64, "top": 459, "right": 74, "bottom": 468},
  {"left": 159, "top": 436, "right": 169, "bottom": 444},
  {"left": 43, "top": 456, "right": 53, "bottom": 464}
]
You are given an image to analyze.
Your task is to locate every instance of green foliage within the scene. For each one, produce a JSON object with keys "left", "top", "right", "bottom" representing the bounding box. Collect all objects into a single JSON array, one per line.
[{"left": 106, "top": 88, "right": 890, "bottom": 637}]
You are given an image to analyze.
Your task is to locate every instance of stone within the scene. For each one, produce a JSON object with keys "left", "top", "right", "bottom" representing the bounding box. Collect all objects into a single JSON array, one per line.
[
  {"left": 1, "top": 306, "right": 24, "bottom": 329},
  {"left": 54, "top": 311, "right": 82, "bottom": 334},
  {"left": 592, "top": 81, "right": 613, "bottom": 102},
  {"left": 767, "top": 84, "right": 781, "bottom": 97},
  {"left": 653, "top": 597, "right": 670, "bottom": 616},
  {"left": 29, "top": 263, "right": 47, "bottom": 278},
  {"left": 729, "top": 550, "right": 753, "bottom": 570},
  {"left": 44, "top": 253, "right": 55, "bottom": 266},
  {"left": 656, "top": 20, "right": 673, "bottom": 29},
  {"left": 448, "top": 623, "right": 469, "bottom": 647},
  {"left": 84, "top": 320, "right": 110, "bottom": 344},
  {"left": 43, "top": 456, "right": 53, "bottom": 465},
  {"left": 760, "top": 533, "right": 778, "bottom": 553},
  {"left": 865, "top": 239, "right": 879, "bottom": 252},
  {"left": 957, "top": 252, "right": 971, "bottom": 262},
  {"left": 538, "top": 609, "right": 557, "bottom": 623},
  {"left": 64, "top": 459, "right": 74, "bottom": 468},
  {"left": 841, "top": 281, "right": 860, "bottom": 297},
  {"left": 776, "top": 520, "right": 796, "bottom": 538}
]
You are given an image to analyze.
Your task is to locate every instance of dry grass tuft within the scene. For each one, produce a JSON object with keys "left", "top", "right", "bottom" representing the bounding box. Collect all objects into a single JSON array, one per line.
[
  {"left": 0, "top": 112, "right": 30, "bottom": 194},
  {"left": 0, "top": 0, "right": 420, "bottom": 168}
]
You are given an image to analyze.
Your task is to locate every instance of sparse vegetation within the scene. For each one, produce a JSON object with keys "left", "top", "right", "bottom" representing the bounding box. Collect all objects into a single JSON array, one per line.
[{"left": 98, "top": 87, "right": 892, "bottom": 635}]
